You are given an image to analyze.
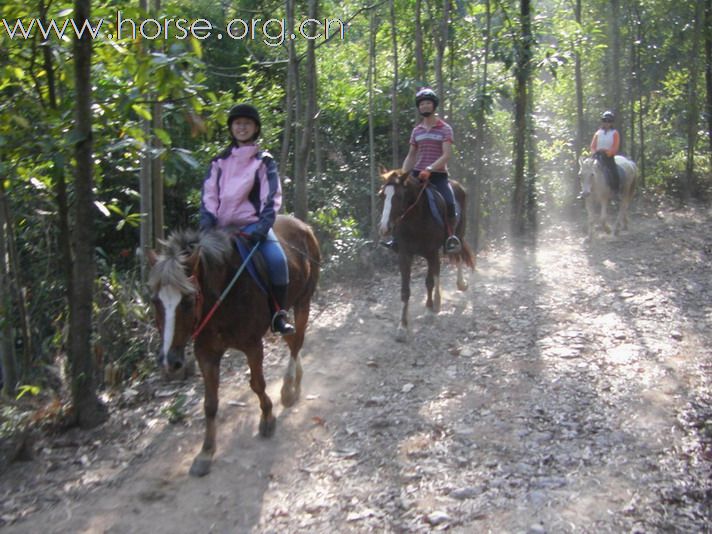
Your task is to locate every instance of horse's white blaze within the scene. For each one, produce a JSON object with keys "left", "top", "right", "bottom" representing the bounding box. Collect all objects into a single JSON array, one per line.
[
  {"left": 158, "top": 285, "right": 182, "bottom": 364},
  {"left": 380, "top": 185, "right": 395, "bottom": 235}
]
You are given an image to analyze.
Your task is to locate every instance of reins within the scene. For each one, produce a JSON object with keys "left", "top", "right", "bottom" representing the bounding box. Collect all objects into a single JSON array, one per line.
[
  {"left": 396, "top": 177, "right": 429, "bottom": 223},
  {"left": 191, "top": 240, "right": 262, "bottom": 340}
]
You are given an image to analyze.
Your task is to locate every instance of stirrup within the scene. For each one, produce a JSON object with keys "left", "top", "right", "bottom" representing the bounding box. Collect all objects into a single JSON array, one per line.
[
  {"left": 271, "top": 310, "right": 295, "bottom": 336},
  {"left": 380, "top": 239, "right": 399, "bottom": 252},
  {"left": 445, "top": 235, "right": 461, "bottom": 254}
]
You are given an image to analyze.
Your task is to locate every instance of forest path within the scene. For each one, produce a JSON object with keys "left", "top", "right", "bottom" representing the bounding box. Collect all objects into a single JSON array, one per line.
[{"left": 2, "top": 202, "right": 711, "bottom": 533}]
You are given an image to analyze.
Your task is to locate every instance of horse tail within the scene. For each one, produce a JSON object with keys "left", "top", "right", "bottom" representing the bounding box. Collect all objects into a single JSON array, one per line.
[
  {"left": 450, "top": 180, "right": 476, "bottom": 270},
  {"left": 449, "top": 241, "right": 476, "bottom": 270}
]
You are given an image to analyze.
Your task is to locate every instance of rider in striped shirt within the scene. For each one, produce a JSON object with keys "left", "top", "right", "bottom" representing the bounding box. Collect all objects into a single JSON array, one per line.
[{"left": 398, "top": 88, "right": 461, "bottom": 254}]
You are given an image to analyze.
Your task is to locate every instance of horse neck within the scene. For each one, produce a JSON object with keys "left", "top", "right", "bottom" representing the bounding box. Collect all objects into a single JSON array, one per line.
[{"left": 401, "top": 182, "right": 428, "bottom": 216}]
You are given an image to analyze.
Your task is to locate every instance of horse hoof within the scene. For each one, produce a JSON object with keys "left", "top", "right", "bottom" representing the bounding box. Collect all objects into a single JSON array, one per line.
[
  {"left": 395, "top": 325, "right": 408, "bottom": 343},
  {"left": 259, "top": 416, "right": 276, "bottom": 438},
  {"left": 457, "top": 280, "right": 468, "bottom": 291},
  {"left": 189, "top": 456, "right": 212, "bottom": 477},
  {"left": 280, "top": 383, "right": 300, "bottom": 408}
]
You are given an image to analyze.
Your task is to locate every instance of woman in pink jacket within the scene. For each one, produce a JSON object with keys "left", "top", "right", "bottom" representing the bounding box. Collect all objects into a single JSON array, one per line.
[{"left": 199, "top": 104, "right": 294, "bottom": 335}]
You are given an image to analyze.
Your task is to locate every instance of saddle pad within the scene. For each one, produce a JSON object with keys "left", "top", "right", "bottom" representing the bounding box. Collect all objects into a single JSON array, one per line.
[{"left": 234, "top": 237, "right": 269, "bottom": 295}]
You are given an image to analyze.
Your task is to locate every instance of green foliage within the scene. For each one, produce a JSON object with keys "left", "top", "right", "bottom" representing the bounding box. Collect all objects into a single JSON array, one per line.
[
  {"left": 309, "top": 206, "right": 368, "bottom": 278},
  {"left": 15, "top": 385, "right": 40, "bottom": 400},
  {"left": 161, "top": 394, "right": 187, "bottom": 424},
  {"left": 94, "top": 264, "right": 156, "bottom": 385}
]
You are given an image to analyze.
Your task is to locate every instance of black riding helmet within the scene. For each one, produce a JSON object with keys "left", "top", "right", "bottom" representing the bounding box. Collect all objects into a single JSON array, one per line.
[
  {"left": 601, "top": 110, "right": 615, "bottom": 122},
  {"left": 415, "top": 88, "right": 439, "bottom": 109},
  {"left": 227, "top": 104, "right": 261, "bottom": 141}
]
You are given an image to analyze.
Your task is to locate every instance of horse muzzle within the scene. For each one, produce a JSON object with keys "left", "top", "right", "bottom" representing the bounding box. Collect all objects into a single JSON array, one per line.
[{"left": 157, "top": 346, "right": 186, "bottom": 372}]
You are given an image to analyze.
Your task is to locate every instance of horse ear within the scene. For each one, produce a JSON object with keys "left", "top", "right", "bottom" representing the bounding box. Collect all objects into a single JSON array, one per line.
[
  {"left": 147, "top": 249, "right": 159, "bottom": 267},
  {"left": 186, "top": 247, "right": 201, "bottom": 276},
  {"left": 378, "top": 164, "right": 387, "bottom": 176}
]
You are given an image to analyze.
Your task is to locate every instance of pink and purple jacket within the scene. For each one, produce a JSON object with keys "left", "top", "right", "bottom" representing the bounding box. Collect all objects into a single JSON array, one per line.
[{"left": 199, "top": 144, "right": 282, "bottom": 237}]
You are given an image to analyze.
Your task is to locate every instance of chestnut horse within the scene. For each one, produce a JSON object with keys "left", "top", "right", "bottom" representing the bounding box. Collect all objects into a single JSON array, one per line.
[
  {"left": 147, "top": 215, "right": 320, "bottom": 477},
  {"left": 579, "top": 155, "right": 638, "bottom": 241},
  {"left": 379, "top": 169, "right": 475, "bottom": 341}
]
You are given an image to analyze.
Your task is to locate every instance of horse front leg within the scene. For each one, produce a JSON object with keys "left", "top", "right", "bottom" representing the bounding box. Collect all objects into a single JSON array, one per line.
[
  {"left": 585, "top": 197, "right": 597, "bottom": 242},
  {"left": 189, "top": 350, "right": 222, "bottom": 477},
  {"left": 616, "top": 190, "right": 631, "bottom": 234},
  {"left": 396, "top": 252, "right": 413, "bottom": 342},
  {"left": 281, "top": 302, "right": 309, "bottom": 408},
  {"left": 245, "top": 342, "right": 276, "bottom": 438},
  {"left": 425, "top": 252, "right": 441, "bottom": 314},
  {"left": 600, "top": 200, "right": 611, "bottom": 234}
]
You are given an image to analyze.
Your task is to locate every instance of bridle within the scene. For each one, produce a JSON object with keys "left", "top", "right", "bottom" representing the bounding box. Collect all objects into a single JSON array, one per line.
[{"left": 185, "top": 251, "right": 205, "bottom": 340}]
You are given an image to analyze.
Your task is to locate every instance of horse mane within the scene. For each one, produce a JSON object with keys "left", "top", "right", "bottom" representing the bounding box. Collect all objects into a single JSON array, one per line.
[{"left": 149, "top": 229, "right": 234, "bottom": 296}]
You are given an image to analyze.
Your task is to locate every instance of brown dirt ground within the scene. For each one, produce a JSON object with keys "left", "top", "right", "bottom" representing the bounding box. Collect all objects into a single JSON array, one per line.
[{"left": 1, "top": 201, "right": 711, "bottom": 533}]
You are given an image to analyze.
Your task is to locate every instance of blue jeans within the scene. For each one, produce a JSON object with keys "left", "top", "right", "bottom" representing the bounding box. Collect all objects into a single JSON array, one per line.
[{"left": 242, "top": 223, "right": 289, "bottom": 286}]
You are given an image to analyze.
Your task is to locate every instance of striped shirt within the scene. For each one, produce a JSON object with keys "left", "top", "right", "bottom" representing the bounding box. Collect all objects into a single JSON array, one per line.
[{"left": 410, "top": 119, "right": 454, "bottom": 172}]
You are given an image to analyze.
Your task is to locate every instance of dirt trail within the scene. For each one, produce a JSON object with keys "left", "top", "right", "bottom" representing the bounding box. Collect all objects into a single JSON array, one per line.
[{"left": 2, "top": 204, "right": 711, "bottom": 533}]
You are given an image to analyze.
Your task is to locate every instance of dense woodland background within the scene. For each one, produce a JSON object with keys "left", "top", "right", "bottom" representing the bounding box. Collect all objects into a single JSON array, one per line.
[{"left": 0, "top": 0, "right": 710, "bottom": 429}]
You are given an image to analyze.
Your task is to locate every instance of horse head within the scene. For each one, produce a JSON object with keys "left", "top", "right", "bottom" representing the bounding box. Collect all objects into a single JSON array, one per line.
[
  {"left": 148, "top": 231, "right": 204, "bottom": 373},
  {"left": 378, "top": 168, "right": 421, "bottom": 236},
  {"left": 578, "top": 156, "right": 599, "bottom": 197}
]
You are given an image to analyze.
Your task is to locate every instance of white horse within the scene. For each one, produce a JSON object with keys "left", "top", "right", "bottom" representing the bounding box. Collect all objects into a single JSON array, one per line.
[{"left": 579, "top": 155, "right": 638, "bottom": 241}]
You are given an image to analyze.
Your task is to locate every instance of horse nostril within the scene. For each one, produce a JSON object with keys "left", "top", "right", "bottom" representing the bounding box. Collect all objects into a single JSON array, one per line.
[{"left": 171, "top": 360, "right": 183, "bottom": 371}]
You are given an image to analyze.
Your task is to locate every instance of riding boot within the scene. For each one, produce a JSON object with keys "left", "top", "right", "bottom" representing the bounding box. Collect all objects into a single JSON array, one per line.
[
  {"left": 444, "top": 216, "right": 461, "bottom": 254},
  {"left": 270, "top": 284, "right": 295, "bottom": 336}
]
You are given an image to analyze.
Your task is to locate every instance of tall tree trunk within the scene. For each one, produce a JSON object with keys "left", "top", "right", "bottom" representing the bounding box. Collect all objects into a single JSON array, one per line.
[
  {"left": 706, "top": 0, "right": 712, "bottom": 165},
  {"left": 389, "top": 0, "right": 399, "bottom": 168},
  {"left": 511, "top": 0, "right": 532, "bottom": 239},
  {"left": 294, "top": 0, "right": 318, "bottom": 221},
  {"left": 684, "top": 0, "right": 704, "bottom": 199},
  {"left": 415, "top": 0, "right": 425, "bottom": 83},
  {"left": 151, "top": 0, "right": 164, "bottom": 243},
  {"left": 434, "top": 0, "right": 450, "bottom": 103},
  {"left": 280, "top": 0, "right": 296, "bottom": 186},
  {"left": 138, "top": 0, "right": 152, "bottom": 282},
  {"left": 632, "top": 0, "right": 646, "bottom": 186},
  {"left": 609, "top": 0, "right": 623, "bottom": 145},
  {"left": 0, "top": 180, "right": 17, "bottom": 398},
  {"left": 368, "top": 8, "right": 378, "bottom": 238},
  {"left": 525, "top": 80, "right": 537, "bottom": 241},
  {"left": 70, "top": 0, "right": 107, "bottom": 429},
  {"left": 470, "top": 0, "right": 491, "bottom": 251},
  {"left": 572, "top": 0, "right": 585, "bottom": 207}
]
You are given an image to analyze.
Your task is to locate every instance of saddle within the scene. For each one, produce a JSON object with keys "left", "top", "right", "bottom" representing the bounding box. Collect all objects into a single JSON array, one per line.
[
  {"left": 424, "top": 184, "right": 460, "bottom": 229},
  {"left": 594, "top": 153, "right": 622, "bottom": 193},
  {"left": 233, "top": 236, "right": 271, "bottom": 295}
]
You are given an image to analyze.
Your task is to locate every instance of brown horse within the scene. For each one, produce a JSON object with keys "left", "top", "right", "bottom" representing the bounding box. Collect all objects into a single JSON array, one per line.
[
  {"left": 378, "top": 169, "right": 475, "bottom": 341},
  {"left": 147, "top": 215, "right": 320, "bottom": 477}
]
